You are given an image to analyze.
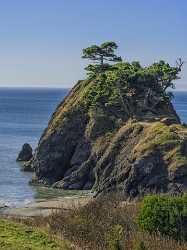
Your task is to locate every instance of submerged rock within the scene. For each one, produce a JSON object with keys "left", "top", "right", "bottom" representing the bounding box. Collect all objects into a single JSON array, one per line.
[
  {"left": 21, "top": 159, "right": 34, "bottom": 172},
  {"left": 17, "top": 143, "right": 33, "bottom": 162}
]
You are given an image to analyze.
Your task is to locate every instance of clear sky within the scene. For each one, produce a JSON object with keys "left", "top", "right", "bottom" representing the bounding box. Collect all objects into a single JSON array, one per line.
[{"left": 0, "top": 0, "right": 186, "bottom": 89}]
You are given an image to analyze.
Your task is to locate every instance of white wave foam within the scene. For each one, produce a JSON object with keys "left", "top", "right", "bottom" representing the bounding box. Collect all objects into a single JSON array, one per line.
[{"left": 0, "top": 198, "right": 33, "bottom": 208}]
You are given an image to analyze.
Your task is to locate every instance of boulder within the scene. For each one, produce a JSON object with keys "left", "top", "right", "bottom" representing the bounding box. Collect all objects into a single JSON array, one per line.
[{"left": 17, "top": 143, "right": 33, "bottom": 162}]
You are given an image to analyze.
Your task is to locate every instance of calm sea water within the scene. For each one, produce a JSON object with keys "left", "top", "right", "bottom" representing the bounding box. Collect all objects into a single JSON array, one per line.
[
  {"left": 172, "top": 91, "right": 187, "bottom": 123},
  {"left": 0, "top": 88, "right": 68, "bottom": 207},
  {"left": 0, "top": 88, "right": 186, "bottom": 207}
]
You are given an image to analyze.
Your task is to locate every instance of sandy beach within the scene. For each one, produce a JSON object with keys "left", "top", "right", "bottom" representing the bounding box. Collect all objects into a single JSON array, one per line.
[{"left": 0, "top": 195, "right": 92, "bottom": 217}]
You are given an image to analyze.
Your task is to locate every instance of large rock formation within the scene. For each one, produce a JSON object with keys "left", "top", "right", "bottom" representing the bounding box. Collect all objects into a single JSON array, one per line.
[{"left": 27, "top": 63, "right": 187, "bottom": 199}]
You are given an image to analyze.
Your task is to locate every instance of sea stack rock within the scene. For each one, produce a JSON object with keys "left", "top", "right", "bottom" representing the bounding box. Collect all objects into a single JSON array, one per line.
[
  {"left": 28, "top": 61, "right": 187, "bottom": 199},
  {"left": 17, "top": 143, "right": 33, "bottom": 162}
]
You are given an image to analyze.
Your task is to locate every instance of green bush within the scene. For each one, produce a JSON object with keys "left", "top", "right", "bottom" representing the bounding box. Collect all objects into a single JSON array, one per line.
[{"left": 137, "top": 194, "right": 187, "bottom": 241}]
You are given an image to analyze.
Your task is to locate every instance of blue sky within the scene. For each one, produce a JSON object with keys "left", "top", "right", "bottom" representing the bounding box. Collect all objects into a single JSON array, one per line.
[{"left": 0, "top": 0, "right": 186, "bottom": 88}]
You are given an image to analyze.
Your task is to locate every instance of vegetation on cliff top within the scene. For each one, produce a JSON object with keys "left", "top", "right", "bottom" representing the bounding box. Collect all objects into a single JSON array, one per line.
[
  {"left": 82, "top": 42, "right": 183, "bottom": 110},
  {"left": 54, "top": 41, "right": 183, "bottom": 116},
  {"left": 47, "top": 42, "right": 183, "bottom": 135}
]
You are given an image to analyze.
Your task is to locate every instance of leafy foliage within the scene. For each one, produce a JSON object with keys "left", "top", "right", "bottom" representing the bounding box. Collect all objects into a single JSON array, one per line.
[
  {"left": 137, "top": 194, "right": 187, "bottom": 241},
  {"left": 86, "top": 74, "right": 120, "bottom": 107},
  {"left": 109, "top": 60, "right": 182, "bottom": 99},
  {"left": 82, "top": 42, "right": 183, "bottom": 105},
  {"left": 85, "top": 59, "right": 182, "bottom": 111},
  {"left": 82, "top": 41, "right": 122, "bottom": 74}
]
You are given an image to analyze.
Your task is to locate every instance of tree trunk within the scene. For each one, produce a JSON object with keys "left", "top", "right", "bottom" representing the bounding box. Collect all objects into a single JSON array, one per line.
[{"left": 101, "top": 56, "right": 104, "bottom": 66}]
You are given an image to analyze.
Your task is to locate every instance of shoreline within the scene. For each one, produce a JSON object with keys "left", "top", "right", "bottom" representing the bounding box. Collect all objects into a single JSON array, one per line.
[{"left": 0, "top": 194, "right": 92, "bottom": 218}]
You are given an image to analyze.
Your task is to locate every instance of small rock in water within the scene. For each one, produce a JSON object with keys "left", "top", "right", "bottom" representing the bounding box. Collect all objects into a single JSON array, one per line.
[
  {"left": 17, "top": 143, "right": 33, "bottom": 162},
  {"left": 22, "top": 160, "right": 34, "bottom": 172}
]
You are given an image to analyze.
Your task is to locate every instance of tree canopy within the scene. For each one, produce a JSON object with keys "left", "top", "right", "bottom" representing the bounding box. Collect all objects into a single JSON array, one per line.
[
  {"left": 82, "top": 42, "right": 184, "bottom": 114},
  {"left": 85, "top": 58, "right": 184, "bottom": 117},
  {"left": 82, "top": 41, "right": 122, "bottom": 74}
]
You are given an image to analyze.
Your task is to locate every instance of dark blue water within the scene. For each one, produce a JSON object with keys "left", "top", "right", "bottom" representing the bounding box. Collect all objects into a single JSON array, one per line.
[
  {"left": 0, "top": 88, "right": 68, "bottom": 207},
  {"left": 0, "top": 88, "right": 186, "bottom": 207},
  {"left": 172, "top": 91, "right": 187, "bottom": 123}
]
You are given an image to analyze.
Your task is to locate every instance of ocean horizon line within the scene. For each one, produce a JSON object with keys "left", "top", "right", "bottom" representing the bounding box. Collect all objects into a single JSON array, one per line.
[
  {"left": 0, "top": 86, "right": 186, "bottom": 92},
  {"left": 0, "top": 86, "right": 70, "bottom": 90}
]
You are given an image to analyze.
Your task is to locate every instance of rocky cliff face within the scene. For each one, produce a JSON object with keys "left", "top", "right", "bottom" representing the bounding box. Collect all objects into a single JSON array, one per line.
[{"left": 28, "top": 64, "right": 187, "bottom": 199}]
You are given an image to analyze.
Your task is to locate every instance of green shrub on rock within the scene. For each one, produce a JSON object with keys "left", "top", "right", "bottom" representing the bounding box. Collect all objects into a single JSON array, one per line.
[{"left": 137, "top": 194, "right": 187, "bottom": 241}]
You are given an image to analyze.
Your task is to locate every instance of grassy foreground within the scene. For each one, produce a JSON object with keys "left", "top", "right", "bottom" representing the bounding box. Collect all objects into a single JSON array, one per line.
[
  {"left": 0, "top": 219, "right": 67, "bottom": 250},
  {"left": 25, "top": 195, "right": 187, "bottom": 250},
  {"left": 2, "top": 195, "right": 187, "bottom": 250}
]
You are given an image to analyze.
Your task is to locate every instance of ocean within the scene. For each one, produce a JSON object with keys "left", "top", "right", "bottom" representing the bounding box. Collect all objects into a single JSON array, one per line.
[
  {"left": 0, "top": 88, "right": 186, "bottom": 207},
  {"left": 0, "top": 88, "right": 68, "bottom": 207},
  {"left": 172, "top": 91, "right": 187, "bottom": 123}
]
